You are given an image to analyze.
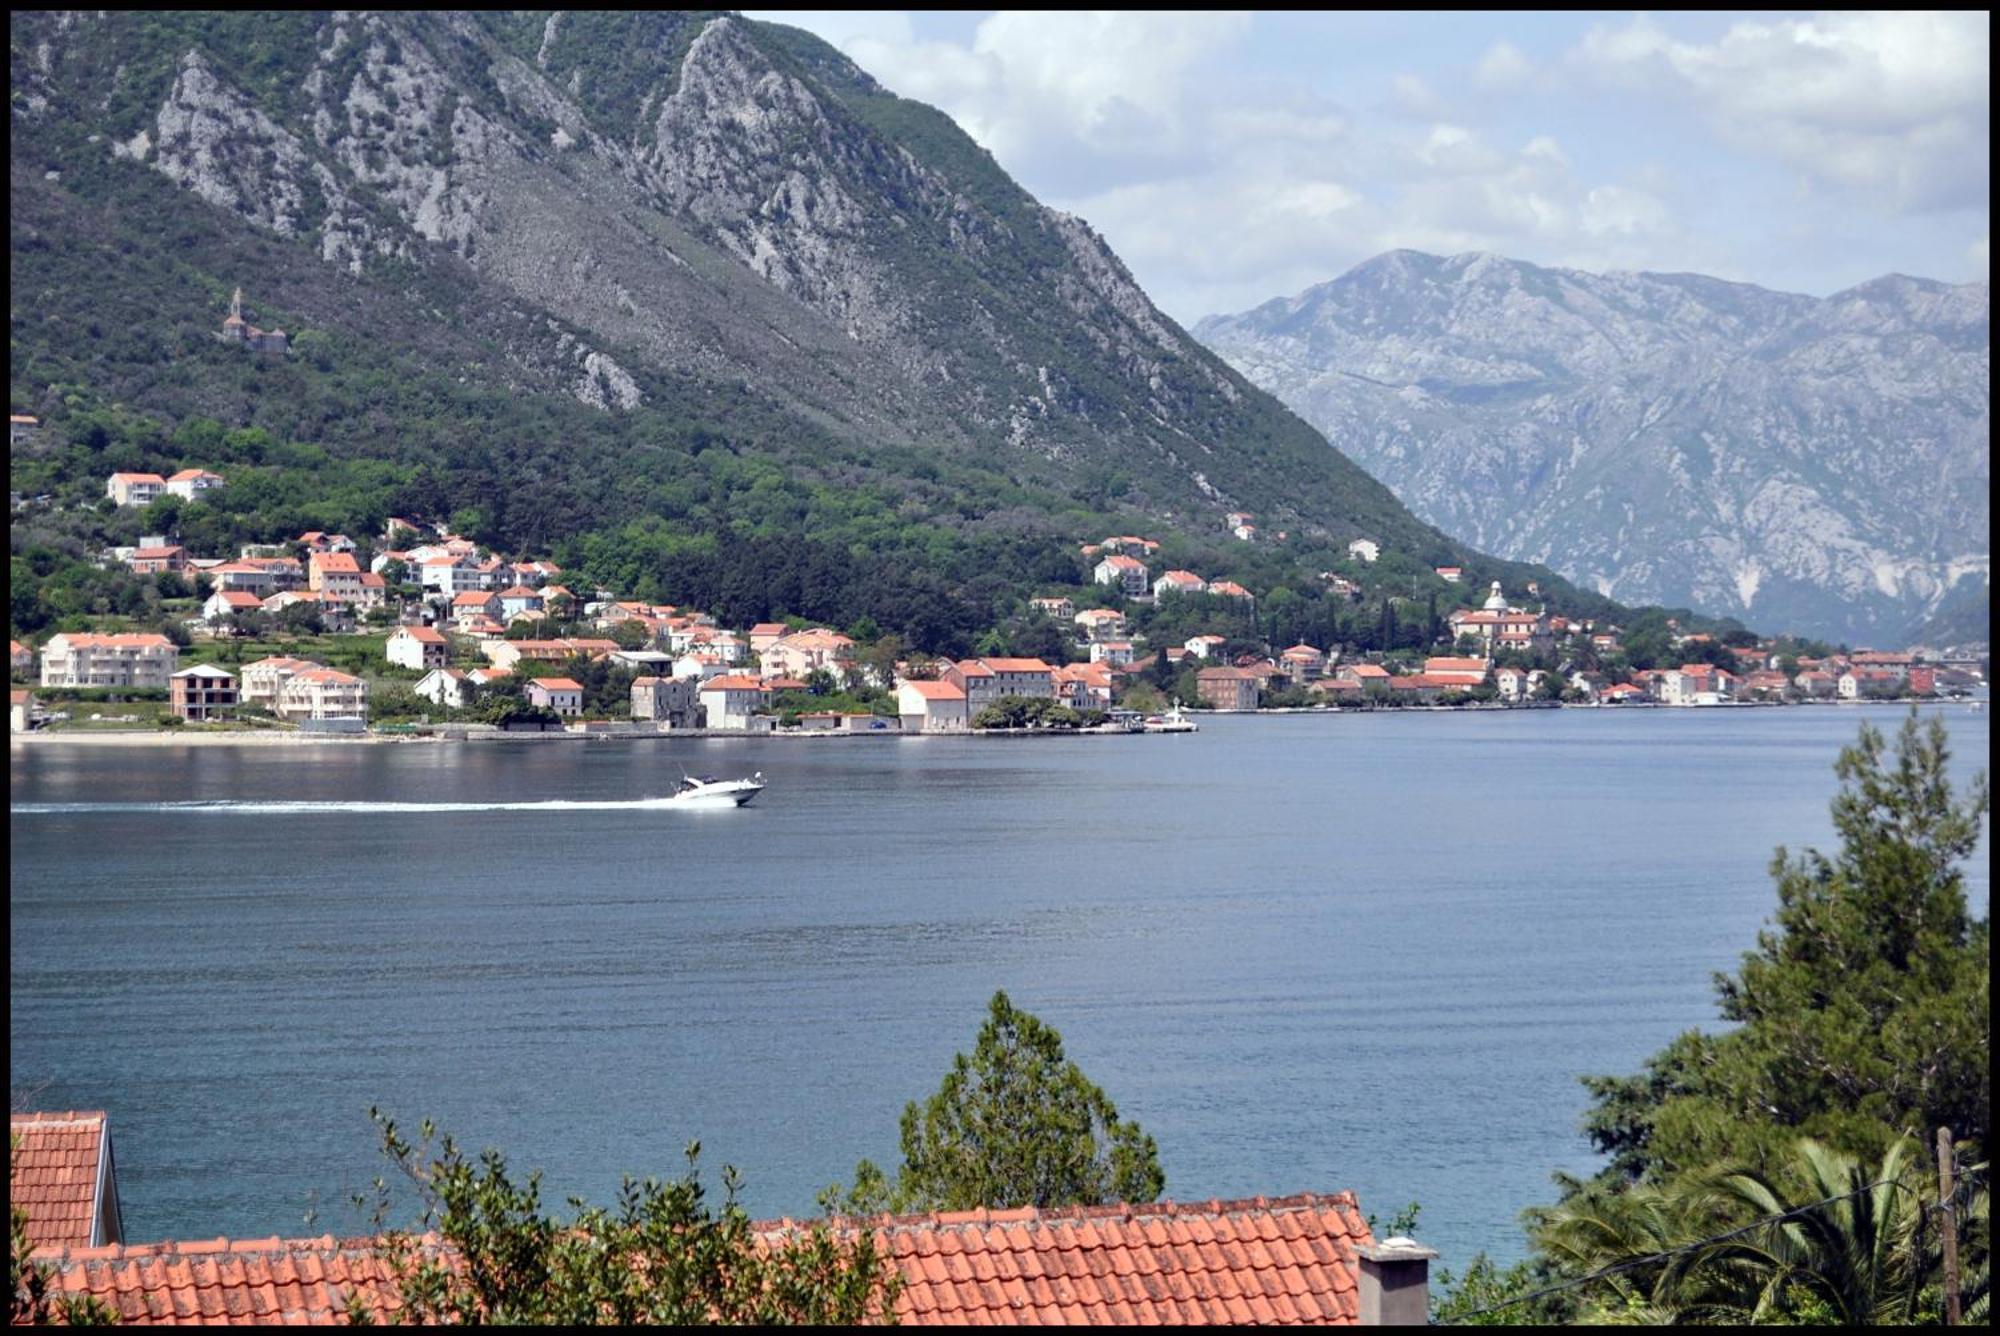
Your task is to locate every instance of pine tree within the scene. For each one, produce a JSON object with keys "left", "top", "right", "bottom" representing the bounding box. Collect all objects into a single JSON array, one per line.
[{"left": 832, "top": 991, "right": 1164, "bottom": 1214}]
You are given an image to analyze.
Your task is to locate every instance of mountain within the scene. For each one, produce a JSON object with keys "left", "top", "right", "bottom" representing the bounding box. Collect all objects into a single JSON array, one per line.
[
  {"left": 1194, "top": 251, "right": 1990, "bottom": 645},
  {"left": 12, "top": 9, "right": 1604, "bottom": 651}
]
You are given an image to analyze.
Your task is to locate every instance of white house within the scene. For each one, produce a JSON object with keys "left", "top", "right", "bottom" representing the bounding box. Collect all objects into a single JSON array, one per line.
[
  {"left": 1184, "top": 635, "right": 1227, "bottom": 659},
  {"left": 105, "top": 473, "right": 166, "bottom": 507},
  {"left": 1153, "top": 570, "right": 1207, "bottom": 597},
  {"left": 412, "top": 668, "right": 473, "bottom": 710},
  {"left": 1346, "top": 538, "right": 1380, "bottom": 564},
  {"left": 39, "top": 633, "right": 178, "bottom": 688},
  {"left": 165, "top": 468, "right": 226, "bottom": 501},
  {"left": 386, "top": 625, "right": 451, "bottom": 671},
  {"left": 1092, "top": 554, "right": 1149, "bottom": 595},
  {"left": 274, "top": 667, "right": 368, "bottom": 722},
  {"left": 526, "top": 676, "right": 584, "bottom": 717},
  {"left": 699, "top": 674, "right": 769, "bottom": 730},
  {"left": 897, "top": 679, "right": 969, "bottom": 733},
  {"left": 203, "top": 589, "right": 264, "bottom": 622},
  {"left": 1089, "top": 640, "right": 1138, "bottom": 667}
]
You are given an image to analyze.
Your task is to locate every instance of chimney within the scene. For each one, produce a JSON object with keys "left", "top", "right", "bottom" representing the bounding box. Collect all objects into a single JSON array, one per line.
[{"left": 1357, "top": 1236, "right": 1439, "bottom": 1326}]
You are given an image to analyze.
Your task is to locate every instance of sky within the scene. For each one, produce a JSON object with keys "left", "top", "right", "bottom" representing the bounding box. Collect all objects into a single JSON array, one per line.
[{"left": 742, "top": 10, "right": 1991, "bottom": 324}]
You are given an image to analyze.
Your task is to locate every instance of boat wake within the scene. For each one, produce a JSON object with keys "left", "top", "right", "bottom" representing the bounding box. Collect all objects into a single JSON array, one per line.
[{"left": 11, "top": 797, "right": 730, "bottom": 816}]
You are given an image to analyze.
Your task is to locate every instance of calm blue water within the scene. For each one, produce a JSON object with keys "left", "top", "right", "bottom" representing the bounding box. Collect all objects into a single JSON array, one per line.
[{"left": 10, "top": 705, "right": 1989, "bottom": 1273}]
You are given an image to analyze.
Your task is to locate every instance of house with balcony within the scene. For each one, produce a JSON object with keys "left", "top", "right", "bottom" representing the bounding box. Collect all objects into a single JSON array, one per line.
[
  {"left": 275, "top": 667, "right": 369, "bottom": 723},
  {"left": 165, "top": 469, "right": 226, "bottom": 501},
  {"left": 39, "top": 634, "right": 178, "bottom": 688},
  {"left": 105, "top": 472, "right": 167, "bottom": 507},
  {"left": 169, "top": 665, "right": 237, "bottom": 721},
  {"left": 1092, "top": 554, "right": 1149, "bottom": 595},
  {"left": 1074, "top": 608, "right": 1128, "bottom": 641}
]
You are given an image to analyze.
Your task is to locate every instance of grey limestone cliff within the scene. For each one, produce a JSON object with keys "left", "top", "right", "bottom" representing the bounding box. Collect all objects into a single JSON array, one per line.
[{"left": 1196, "top": 251, "right": 1990, "bottom": 644}]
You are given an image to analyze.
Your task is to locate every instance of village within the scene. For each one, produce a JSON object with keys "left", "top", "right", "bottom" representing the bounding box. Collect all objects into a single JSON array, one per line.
[{"left": 6, "top": 474, "right": 1983, "bottom": 740}]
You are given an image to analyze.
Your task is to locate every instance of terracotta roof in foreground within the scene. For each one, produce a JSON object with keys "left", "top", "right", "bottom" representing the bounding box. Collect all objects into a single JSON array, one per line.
[
  {"left": 10, "top": 1111, "right": 114, "bottom": 1250},
  {"left": 33, "top": 1192, "right": 1374, "bottom": 1326}
]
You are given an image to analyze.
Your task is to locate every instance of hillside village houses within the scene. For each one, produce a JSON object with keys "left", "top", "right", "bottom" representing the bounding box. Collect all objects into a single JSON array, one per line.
[{"left": 27, "top": 468, "right": 1981, "bottom": 741}]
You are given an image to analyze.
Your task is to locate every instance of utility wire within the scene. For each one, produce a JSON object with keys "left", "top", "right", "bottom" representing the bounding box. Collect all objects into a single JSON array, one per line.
[{"left": 1437, "top": 1170, "right": 1937, "bottom": 1325}]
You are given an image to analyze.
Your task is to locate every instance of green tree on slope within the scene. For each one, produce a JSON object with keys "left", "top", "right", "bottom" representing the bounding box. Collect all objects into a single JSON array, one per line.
[{"left": 830, "top": 990, "right": 1165, "bottom": 1215}]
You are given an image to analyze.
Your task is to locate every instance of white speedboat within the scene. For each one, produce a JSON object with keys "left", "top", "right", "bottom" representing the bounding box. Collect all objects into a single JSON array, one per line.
[{"left": 668, "top": 772, "right": 766, "bottom": 806}]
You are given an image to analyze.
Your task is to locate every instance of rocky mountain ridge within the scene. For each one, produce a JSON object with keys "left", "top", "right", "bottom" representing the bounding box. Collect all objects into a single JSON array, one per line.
[
  {"left": 12, "top": 9, "right": 1453, "bottom": 562},
  {"left": 1195, "top": 250, "right": 1990, "bottom": 644}
]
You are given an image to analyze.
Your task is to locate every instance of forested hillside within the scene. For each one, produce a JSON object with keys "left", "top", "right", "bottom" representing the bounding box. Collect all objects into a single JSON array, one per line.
[{"left": 13, "top": 11, "right": 1682, "bottom": 652}]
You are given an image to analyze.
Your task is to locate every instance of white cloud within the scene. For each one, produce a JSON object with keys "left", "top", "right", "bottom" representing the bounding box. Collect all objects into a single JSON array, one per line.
[
  {"left": 1571, "top": 11, "right": 1990, "bottom": 212},
  {"left": 1972, "top": 235, "right": 1990, "bottom": 281},
  {"left": 1474, "top": 40, "right": 1534, "bottom": 92}
]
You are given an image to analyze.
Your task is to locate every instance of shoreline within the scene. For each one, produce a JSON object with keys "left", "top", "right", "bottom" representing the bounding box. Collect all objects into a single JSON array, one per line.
[{"left": 8, "top": 696, "right": 1977, "bottom": 748}]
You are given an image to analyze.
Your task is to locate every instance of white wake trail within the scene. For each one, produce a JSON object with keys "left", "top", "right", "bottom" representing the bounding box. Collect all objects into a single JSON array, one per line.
[{"left": 9, "top": 797, "right": 741, "bottom": 816}]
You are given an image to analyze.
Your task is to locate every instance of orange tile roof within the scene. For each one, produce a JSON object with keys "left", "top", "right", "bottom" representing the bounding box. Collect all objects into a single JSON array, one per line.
[
  {"left": 530, "top": 677, "right": 584, "bottom": 692},
  {"left": 703, "top": 674, "right": 767, "bottom": 691},
  {"left": 979, "top": 658, "right": 1053, "bottom": 673},
  {"left": 900, "top": 679, "right": 967, "bottom": 700},
  {"left": 10, "top": 1111, "right": 116, "bottom": 1249},
  {"left": 51, "top": 633, "right": 176, "bottom": 649},
  {"left": 33, "top": 1193, "right": 1373, "bottom": 1326},
  {"left": 310, "top": 552, "right": 360, "bottom": 573},
  {"left": 108, "top": 472, "right": 166, "bottom": 484}
]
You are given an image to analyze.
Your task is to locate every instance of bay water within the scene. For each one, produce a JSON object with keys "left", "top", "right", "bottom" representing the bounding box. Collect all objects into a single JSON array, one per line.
[{"left": 9, "top": 704, "right": 1989, "bottom": 1273}]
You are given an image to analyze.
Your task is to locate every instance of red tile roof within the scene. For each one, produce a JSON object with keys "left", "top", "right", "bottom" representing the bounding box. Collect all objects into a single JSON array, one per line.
[
  {"left": 33, "top": 1193, "right": 1374, "bottom": 1326},
  {"left": 529, "top": 677, "right": 583, "bottom": 692},
  {"left": 10, "top": 1111, "right": 117, "bottom": 1249},
  {"left": 979, "top": 658, "right": 1053, "bottom": 674},
  {"left": 703, "top": 675, "right": 767, "bottom": 691},
  {"left": 900, "top": 679, "right": 968, "bottom": 700}
]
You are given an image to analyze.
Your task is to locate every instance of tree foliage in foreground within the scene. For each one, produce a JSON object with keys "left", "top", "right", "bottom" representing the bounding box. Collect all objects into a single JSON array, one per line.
[
  {"left": 350, "top": 1111, "right": 899, "bottom": 1325},
  {"left": 1441, "top": 713, "right": 1990, "bottom": 1323},
  {"left": 1580, "top": 713, "right": 1989, "bottom": 1188},
  {"left": 829, "top": 990, "right": 1164, "bottom": 1215},
  {"left": 1530, "top": 1135, "right": 1988, "bottom": 1325}
]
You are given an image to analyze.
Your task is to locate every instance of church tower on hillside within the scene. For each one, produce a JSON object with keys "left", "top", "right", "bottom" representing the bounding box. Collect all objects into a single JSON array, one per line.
[
  {"left": 218, "top": 286, "right": 288, "bottom": 355},
  {"left": 220, "top": 287, "right": 248, "bottom": 342}
]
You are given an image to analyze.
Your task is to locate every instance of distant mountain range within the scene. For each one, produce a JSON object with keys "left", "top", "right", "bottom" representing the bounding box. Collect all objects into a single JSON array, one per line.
[{"left": 1196, "top": 251, "right": 1990, "bottom": 645}]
